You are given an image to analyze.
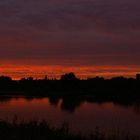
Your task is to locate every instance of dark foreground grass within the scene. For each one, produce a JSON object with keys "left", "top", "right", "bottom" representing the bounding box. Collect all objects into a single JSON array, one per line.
[{"left": 0, "top": 120, "right": 139, "bottom": 140}]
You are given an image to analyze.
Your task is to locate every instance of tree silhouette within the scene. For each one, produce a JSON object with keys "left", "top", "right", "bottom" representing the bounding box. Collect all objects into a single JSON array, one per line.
[
  {"left": 0, "top": 76, "right": 12, "bottom": 82},
  {"left": 136, "top": 74, "right": 140, "bottom": 80},
  {"left": 60, "top": 73, "right": 79, "bottom": 80}
]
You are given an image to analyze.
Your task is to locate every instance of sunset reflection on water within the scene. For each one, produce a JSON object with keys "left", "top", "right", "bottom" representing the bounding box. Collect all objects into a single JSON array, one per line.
[{"left": 0, "top": 97, "right": 140, "bottom": 136}]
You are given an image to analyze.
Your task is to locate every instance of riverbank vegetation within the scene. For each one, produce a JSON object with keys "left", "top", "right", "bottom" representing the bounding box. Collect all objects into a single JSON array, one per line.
[
  {"left": 0, "top": 73, "right": 140, "bottom": 98},
  {"left": 0, "top": 120, "right": 139, "bottom": 140}
]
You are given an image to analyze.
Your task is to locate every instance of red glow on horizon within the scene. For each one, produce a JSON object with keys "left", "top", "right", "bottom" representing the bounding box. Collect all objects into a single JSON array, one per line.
[{"left": 0, "top": 63, "right": 139, "bottom": 80}]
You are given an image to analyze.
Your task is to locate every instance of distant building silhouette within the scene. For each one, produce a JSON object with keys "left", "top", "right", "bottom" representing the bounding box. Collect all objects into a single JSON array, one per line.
[{"left": 136, "top": 74, "right": 140, "bottom": 80}]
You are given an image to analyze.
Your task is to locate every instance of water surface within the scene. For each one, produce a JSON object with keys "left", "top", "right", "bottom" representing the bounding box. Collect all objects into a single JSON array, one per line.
[{"left": 0, "top": 96, "right": 140, "bottom": 136}]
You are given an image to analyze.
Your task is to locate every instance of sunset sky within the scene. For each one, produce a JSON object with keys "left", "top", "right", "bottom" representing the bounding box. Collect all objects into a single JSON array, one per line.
[{"left": 0, "top": 0, "right": 140, "bottom": 79}]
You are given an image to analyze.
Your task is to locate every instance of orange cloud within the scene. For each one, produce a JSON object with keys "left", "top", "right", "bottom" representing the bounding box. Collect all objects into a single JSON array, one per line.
[{"left": 0, "top": 62, "right": 139, "bottom": 80}]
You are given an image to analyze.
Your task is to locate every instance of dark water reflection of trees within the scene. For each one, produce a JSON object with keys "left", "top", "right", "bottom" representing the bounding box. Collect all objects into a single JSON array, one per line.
[{"left": 0, "top": 95, "right": 140, "bottom": 114}]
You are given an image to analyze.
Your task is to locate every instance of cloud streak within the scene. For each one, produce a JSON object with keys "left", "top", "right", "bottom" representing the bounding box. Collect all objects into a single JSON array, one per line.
[{"left": 0, "top": 0, "right": 140, "bottom": 77}]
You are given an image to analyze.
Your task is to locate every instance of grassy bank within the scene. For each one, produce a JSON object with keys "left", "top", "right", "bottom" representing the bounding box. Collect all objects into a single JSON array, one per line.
[{"left": 0, "top": 120, "right": 139, "bottom": 140}]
